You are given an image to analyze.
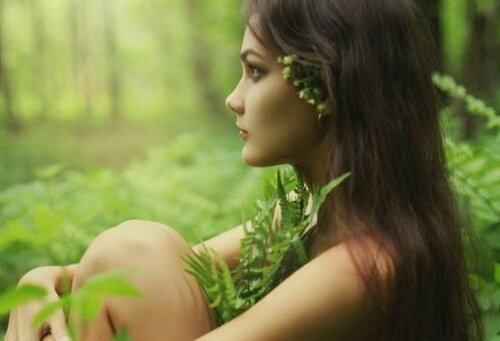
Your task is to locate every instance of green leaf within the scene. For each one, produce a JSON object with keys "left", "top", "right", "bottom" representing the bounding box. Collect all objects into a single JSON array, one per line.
[
  {"left": 276, "top": 170, "right": 287, "bottom": 203},
  {"left": 433, "top": 73, "right": 498, "bottom": 130},
  {"left": 113, "top": 329, "right": 132, "bottom": 341},
  {"left": 309, "top": 172, "right": 350, "bottom": 219},
  {"left": 75, "top": 292, "right": 103, "bottom": 320},
  {"left": 446, "top": 139, "right": 500, "bottom": 230},
  {"left": 34, "top": 163, "right": 65, "bottom": 180},
  {"left": 0, "top": 284, "right": 47, "bottom": 316},
  {"left": 33, "top": 204, "right": 64, "bottom": 246},
  {"left": 32, "top": 295, "right": 71, "bottom": 328},
  {"left": 0, "top": 220, "right": 34, "bottom": 247},
  {"left": 291, "top": 237, "right": 308, "bottom": 265}
]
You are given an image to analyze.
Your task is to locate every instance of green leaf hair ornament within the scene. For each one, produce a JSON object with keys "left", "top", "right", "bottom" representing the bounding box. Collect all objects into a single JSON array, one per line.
[{"left": 277, "top": 54, "right": 327, "bottom": 114}]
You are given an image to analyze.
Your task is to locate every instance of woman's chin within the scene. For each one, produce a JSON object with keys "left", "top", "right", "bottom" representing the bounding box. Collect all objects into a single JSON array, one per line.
[
  {"left": 241, "top": 148, "right": 282, "bottom": 168},
  {"left": 241, "top": 153, "right": 264, "bottom": 167}
]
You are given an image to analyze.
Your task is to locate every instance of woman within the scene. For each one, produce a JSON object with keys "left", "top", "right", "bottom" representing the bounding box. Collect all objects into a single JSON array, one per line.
[{"left": 6, "top": 0, "right": 484, "bottom": 340}]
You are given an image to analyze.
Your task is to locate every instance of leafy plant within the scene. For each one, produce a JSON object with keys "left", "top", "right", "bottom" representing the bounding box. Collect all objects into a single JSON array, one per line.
[
  {"left": 0, "top": 285, "right": 47, "bottom": 316},
  {"left": 433, "top": 73, "right": 499, "bottom": 131},
  {"left": 0, "top": 268, "right": 140, "bottom": 340},
  {"left": 184, "top": 169, "right": 350, "bottom": 324},
  {"left": 433, "top": 72, "right": 500, "bottom": 339},
  {"left": 0, "top": 131, "right": 267, "bottom": 334},
  {"left": 32, "top": 269, "right": 142, "bottom": 330}
]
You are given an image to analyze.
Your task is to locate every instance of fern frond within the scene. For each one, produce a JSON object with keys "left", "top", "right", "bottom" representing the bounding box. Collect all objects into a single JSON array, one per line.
[
  {"left": 445, "top": 138, "right": 500, "bottom": 230},
  {"left": 183, "top": 169, "right": 350, "bottom": 324},
  {"left": 433, "top": 73, "right": 499, "bottom": 131}
]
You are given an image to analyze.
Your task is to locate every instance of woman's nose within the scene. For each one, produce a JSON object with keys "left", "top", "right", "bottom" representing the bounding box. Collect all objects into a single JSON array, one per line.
[{"left": 225, "top": 90, "right": 244, "bottom": 115}]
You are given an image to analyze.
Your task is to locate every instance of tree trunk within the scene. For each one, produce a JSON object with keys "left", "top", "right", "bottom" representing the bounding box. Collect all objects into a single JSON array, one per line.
[
  {"left": 80, "top": 0, "right": 93, "bottom": 119},
  {"left": 185, "top": 0, "right": 224, "bottom": 116},
  {"left": 68, "top": 0, "right": 93, "bottom": 119},
  {"left": 69, "top": 0, "right": 79, "bottom": 86},
  {"left": 459, "top": 3, "right": 497, "bottom": 139},
  {"left": 69, "top": 0, "right": 93, "bottom": 120},
  {"left": 102, "top": 0, "right": 121, "bottom": 121},
  {"left": 30, "top": 0, "right": 49, "bottom": 121},
  {"left": 0, "top": 0, "right": 20, "bottom": 132}
]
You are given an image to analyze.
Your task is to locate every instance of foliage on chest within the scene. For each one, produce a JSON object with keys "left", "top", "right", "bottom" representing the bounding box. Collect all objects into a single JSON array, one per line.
[{"left": 183, "top": 168, "right": 349, "bottom": 324}]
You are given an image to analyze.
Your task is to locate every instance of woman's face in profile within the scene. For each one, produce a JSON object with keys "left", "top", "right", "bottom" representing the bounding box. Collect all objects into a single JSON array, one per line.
[{"left": 226, "top": 27, "right": 327, "bottom": 168}]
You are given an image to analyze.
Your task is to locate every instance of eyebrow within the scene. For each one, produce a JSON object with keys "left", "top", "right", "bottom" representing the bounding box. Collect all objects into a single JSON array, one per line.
[{"left": 240, "top": 49, "right": 265, "bottom": 61}]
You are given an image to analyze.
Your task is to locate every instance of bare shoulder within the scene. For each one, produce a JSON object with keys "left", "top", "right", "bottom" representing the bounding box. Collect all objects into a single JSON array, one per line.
[
  {"left": 307, "top": 236, "right": 394, "bottom": 314},
  {"left": 198, "top": 236, "right": 392, "bottom": 341},
  {"left": 324, "top": 235, "right": 395, "bottom": 283}
]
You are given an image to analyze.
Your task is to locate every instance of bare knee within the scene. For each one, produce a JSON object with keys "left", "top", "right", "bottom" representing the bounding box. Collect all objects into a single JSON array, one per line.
[
  {"left": 70, "top": 220, "right": 212, "bottom": 339},
  {"left": 75, "top": 220, "right": 189, "bottom": 278}
]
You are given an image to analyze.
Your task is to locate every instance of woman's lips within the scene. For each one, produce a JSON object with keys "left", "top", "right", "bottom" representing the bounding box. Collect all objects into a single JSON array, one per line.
[
  {"left": 237, "top": 124, "right": 248, "bottom": 140},
  {"left": 239, "top": 129, "right": 248, "bottom": 140}
]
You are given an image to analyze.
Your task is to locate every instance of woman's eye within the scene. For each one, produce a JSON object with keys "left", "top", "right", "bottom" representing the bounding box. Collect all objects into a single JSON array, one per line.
[{"left": 247, "top": 65, "right": 264, "bottom": 81}]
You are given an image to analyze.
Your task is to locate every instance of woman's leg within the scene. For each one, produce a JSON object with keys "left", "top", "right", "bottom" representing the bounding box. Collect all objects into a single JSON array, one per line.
[{"left": 69, "top": 220, "right": 217, "bottom": 340}]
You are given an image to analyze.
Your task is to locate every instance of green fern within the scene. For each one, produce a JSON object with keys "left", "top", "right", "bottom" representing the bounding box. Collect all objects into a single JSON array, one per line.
[
  {"left": 445, "top": 139, "right": 500, "bottom": 229},
  {"left": 183, "top": 168, "right": 349, "bottom": 324},
  {"left": 435, "top": 72, "right": 500, "bottom": 338},
  {"left": 432, "top": 73, "right": 499, "bottom": 131}
]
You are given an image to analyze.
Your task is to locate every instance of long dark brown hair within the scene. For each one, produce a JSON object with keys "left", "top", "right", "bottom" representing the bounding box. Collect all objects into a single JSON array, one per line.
[{"left": 244, "top": 0, "right": 484, "bottom": 340}]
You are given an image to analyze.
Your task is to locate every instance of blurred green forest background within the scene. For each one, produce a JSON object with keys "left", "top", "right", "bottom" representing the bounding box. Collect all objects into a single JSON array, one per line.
[{"left": 0, "top": 0, "right": 499, "bottom": 338}]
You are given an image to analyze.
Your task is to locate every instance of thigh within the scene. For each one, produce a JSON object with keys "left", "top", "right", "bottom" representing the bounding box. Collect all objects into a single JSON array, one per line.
[{"left": 71, "top": 220, "right": 217, "bottom": 341}]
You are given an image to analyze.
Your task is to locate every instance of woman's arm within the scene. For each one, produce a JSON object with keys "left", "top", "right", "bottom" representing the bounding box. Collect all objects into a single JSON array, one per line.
[
  {"left": 5, "top": 204, "right": 277, "bottom": 340},
  {"left": 192, "top": 203, "right": 282, "bottom": 270},
  {"left": 5, "top": 265, "right": 78, "bottom": 341},
  {"left": 5, "top": 221, "right": 247, "bottom": 340},
  {"left": 192, "top": 224, "right": 246, "bottom": 270},
  {"left": 196, "top": 241, "right": 391, "bottom": 341}
]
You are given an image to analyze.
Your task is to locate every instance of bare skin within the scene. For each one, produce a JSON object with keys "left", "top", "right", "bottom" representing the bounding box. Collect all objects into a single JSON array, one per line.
[
  {"left": 6, "top": 27, "right": 391, "bottom": 340},
  {"left": 24, "top": 219, "right": 385, "bottom": 340},
  {"left": 43, "top": 221, "right": 376, "bottom": 341},
  {"left": 68, "top": 221, "right": 217, "bottom": 340},
  {"left": 7, "top": 220, "right": 389, "bottom": 340},
  {"left": 226, "top": 27, "right": 333, "bottom": 189}
]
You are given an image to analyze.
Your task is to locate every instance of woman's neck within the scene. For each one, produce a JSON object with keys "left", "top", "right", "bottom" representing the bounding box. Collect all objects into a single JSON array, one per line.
[{"left": 294, "top": 137, "right": 331, "bottom": 192}]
